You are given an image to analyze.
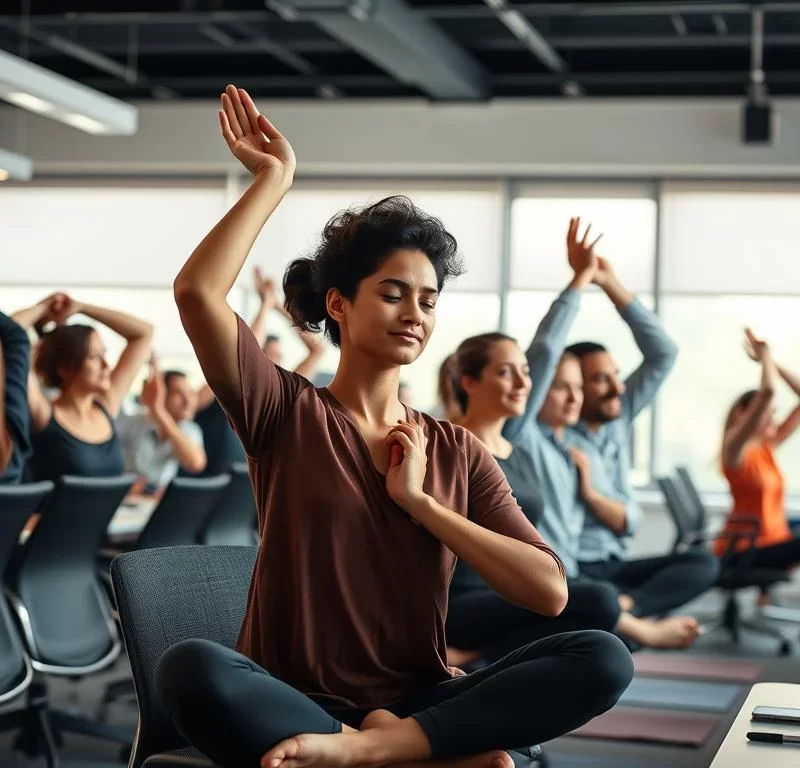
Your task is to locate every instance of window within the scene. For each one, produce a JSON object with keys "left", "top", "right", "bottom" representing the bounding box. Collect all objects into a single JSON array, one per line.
[{"left": 658, "top": 183, "right": 800, "bottom": 492}]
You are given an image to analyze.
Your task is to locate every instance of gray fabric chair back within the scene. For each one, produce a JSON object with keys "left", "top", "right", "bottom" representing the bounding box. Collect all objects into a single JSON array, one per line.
[
  {"left": 0, "top": 482, "right": 53, "bottom": 700},
  {"left": 8, "top": 475, "right": 135, "bottom": 669},
  {"left": 111, "top": 545, "right": 257, "bottom": 767},
  {"left": 199, "top": 464, "right": 258, "bottom": 546},
  {"left": 136, "top": 476, "right": 231, "bottom": 551}
]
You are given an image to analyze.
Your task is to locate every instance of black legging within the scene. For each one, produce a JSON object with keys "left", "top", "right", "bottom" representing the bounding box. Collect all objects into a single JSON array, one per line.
[
  {"left": 156, "top": 631, "right": 633, "bottom": 768},
  {"left": 447, "top": 579, "right": 621, "bottom": 663},
  {"left": 726, "top": 536, "right": 800, "bottom": 572},
  {"left": 579, "top": 549, "right": 719, "bottom": 617}
]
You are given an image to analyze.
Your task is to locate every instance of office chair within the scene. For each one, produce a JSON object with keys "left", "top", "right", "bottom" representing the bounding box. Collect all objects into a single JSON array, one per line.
[{"left": 199, "top": 464, "right": 258, "bottom": 546}]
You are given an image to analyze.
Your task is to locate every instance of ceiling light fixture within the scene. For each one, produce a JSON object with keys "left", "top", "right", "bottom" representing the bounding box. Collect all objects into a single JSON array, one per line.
[{"left": 0, "top": 48, "right": 137, "bottom": 135}]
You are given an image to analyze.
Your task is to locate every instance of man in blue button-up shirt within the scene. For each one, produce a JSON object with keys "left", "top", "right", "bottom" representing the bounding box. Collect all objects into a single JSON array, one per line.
[{"left": 563, "top": 257, "right": 718, "bottom": 619}]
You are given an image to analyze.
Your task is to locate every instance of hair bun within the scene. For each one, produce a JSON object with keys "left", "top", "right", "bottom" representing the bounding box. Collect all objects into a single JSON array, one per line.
[{"left": 283, "top": 258, "right": 327, "bottom": 332}]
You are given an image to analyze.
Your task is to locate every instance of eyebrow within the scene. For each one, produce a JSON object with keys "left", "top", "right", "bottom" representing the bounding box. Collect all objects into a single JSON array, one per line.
[{"left": 378, "top": 278, "right": 439, "bottom": 295}]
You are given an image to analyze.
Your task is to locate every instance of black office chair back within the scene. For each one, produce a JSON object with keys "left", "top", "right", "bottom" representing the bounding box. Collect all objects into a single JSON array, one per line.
[
  {"left": 675, "top": 465, "right": 708, "bottom": 530},
  {"left": 199, "top": 463, "right": 258, "bottom": 546},
  {"left": 7, "top": 474, "right": 135, "bottom": 671},
  {"left": 0, "top": 482, "right": 53, "bottom": 702},
  {"left": 111, "top": 545, "right": 257, "bottom": 767},
  {"left": 136, "top": 475, "right": 231, "bottom": 551},
  {"left": 657, "top": 475, "right": 699, "bottom": 553}
]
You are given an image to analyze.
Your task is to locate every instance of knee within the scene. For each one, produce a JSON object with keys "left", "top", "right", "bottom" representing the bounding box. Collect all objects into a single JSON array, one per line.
[
  {"left": 573, "top": 630, "right": 634, "bottom": 707},
  {"left": 155, "top": 638, "right": 223, "bottom": 716},
  {"left": 587, "top": 583, "right": 621, "bottom": 633},
  {"left": 686, "top": 550, "right": 721, "bottom": 588}
]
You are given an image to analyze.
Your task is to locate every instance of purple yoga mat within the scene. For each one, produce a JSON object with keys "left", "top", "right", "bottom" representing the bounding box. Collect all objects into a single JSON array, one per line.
[
  {"left": 571, "top": 708, "right": 720, "bottom": 747},
  {"left": 633, "top": 654, "right": 763, "bottom": 683}
]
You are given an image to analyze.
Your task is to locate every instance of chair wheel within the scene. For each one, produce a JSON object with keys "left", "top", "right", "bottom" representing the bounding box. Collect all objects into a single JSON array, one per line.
[{"left": 779, "top": 640, "right": 792, "bottom": 656}]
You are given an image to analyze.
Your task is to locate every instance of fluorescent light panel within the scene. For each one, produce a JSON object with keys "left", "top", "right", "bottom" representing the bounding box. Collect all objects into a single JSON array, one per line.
[
  {"left": 0, "top": 147, "right": 34, "bottom": 182},
  {"left": 0, "top": 48, "right": 137, "bottom": 136}
]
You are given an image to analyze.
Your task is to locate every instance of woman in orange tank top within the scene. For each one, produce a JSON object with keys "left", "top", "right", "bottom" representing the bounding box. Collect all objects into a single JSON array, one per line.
[{"left": 718, "top": 328, "right": 800, "bottom": 583}]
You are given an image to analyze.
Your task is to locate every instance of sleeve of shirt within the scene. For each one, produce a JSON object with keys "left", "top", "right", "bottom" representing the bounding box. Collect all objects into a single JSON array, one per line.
[
  {"left": 0, "top": 311, "right": 31, "bottom": 461},
  {"left": 220, "top": 314, "right": 309, "bottom": 459},
  {"left": 503, "top": 289, "right": 581, "bottom": 444},
  {"left": 618, "top": 299, "right": 678, "bottom": 425},
  {"left": 465, "top": 432, "right": 565, "bottom": 575},
  {"left": 179, "top": 419, "right": 204, "bottom": 448}
]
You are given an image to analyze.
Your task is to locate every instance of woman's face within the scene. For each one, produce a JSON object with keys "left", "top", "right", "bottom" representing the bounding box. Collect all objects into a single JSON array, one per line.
[
  {"left": 333, "top": 248, "right": 438, "bottom": 367},
  {"left": 538, "top": 355, "right": 584, "bottom": 429},
  {"left": 462, "top": 340, "right": 531, "bottom": 418},
  {"left": 69, "top": 330, "right": 111, "bottom": 395}
]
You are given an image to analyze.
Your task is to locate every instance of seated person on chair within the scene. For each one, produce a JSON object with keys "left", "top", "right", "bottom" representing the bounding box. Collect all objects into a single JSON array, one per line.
[
  {"left": 12, "top": 293, "right": 152, "bottom": 482},
  {"left": 156, "top": 87, "right": 633, "bottom": 768},
  {"left": 719, "top": 328, "right": 800, "bottom": 589},
  {"left": 0, "top": 310, "right": 31, "bottom": 484},
  {"left": 560, "top": 256, "right": 719, "bottom": 622},
  {"left": 119, "top": 360, "right": 206, "bottom": 490}
]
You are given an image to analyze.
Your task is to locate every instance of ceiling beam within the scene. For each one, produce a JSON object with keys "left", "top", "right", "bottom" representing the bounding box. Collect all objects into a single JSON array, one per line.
[{"left": 268, "top": 0, "right": 488, "bottom": 100}]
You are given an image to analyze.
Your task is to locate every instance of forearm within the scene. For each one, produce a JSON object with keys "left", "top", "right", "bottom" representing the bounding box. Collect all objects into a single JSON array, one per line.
[
  {"left": 152, "top": 412, "right": 207, "bottom": 473},
  {"left": 278, "top": 304, "right": 322, "bottom": 354},
  {"left": 582, "top": 487, "right": 627, "bottom": 535},
  {"left": 249, "top": 300, "right": 272, "bottom": 342},
  {"left": 175, "top": 173, "right": 291, "bottom": 304},
  {"left": 600, "top": 274, "right": 635, "bottom": 309},
  {"left": 78, "top": 303, "right": 153, "bottom": 341},
  {"left": 762, "top": 354, "right": 777, "bottom": 392},
  {"left": 11, "top": 301, "right": 49, "bottom": 331},
  {"left": 409, "top": 495, "right": 567, "bottom": 616},
  {"left": 778, "top": 365, "right": 800, "bottom": 398}
]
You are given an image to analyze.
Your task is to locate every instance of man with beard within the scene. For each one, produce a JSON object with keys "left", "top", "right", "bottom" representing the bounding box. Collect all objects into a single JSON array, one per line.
[{"left": 564, "top": 256, "right": 718, "bottom": 621}]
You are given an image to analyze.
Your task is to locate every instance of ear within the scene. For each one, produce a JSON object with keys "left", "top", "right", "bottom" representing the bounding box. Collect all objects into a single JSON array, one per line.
[
  {"left": 459, "top": 374, "right": 477, "bottom": 397},
  {"left": 326, "top": 287, "right": 347, "bottom": 326}
]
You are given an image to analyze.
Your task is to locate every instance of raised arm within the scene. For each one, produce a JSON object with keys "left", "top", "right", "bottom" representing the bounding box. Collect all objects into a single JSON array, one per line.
[
  {"left": 723, "top": 328, "right": 776, "bottom": 468},
  {"left": 174, "top": 85, "right": 296, "bottom": 412},
  {"left": 11, "top": 298, "right": 56, "bottom": 430},
  {"left": 594, "top": 258, "right": 678, "bottom": 422},
  {"left": 504, "top": 218, "right": 600, "bottom": 443}
]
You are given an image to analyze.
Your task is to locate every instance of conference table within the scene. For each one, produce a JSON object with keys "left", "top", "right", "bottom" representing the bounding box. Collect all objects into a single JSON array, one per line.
[{"left": 711, "top": 682, "right": 800, "bottom": 767}]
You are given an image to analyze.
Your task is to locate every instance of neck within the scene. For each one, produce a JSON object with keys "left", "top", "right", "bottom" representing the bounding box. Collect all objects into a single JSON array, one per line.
[
  {"left": 583, "top": 418, "right": 602, "bottom": 433},
  {"left": 327, "top": 347, "right": 404, "bottom": 426},
  {"left": 54, "top": 389, "right": 97, "bottom": 418},
  {"left": 460, "top": 408, "right": 509, "bottom": 456}
]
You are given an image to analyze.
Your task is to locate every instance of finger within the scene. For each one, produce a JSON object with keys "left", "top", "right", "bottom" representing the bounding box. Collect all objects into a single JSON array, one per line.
[
  {"left": 226, "top": 84, "right": 250, "bottom": 135},
  {"left": 257, "top": 113, "right": 284, "bottom": 141},
  {"left": 389, "top": 444, "right": 404, "bottom": 468},
  {"left": 239, "top": 88, "right": 263, "bottom": 136},
  {"left": 589, "top": 233, "right": 603, "bottom": 251},
  {"left": 389, "top": 432, "right": 415, "bottom": 455},
  {"left": 218, "top": 110, "right": 237, "bottom": 148},
  {"left": 386, "top": 423, "right": 417, "bottom": 444},
  {"left": 567, "top": 217, "right": 577, "bottom": 246},
  {"left": 220, "top": 95, "right": 243, "bottom": 140},
  {"left": 580, "top": 223, "right": 592, "bottom": 248}
]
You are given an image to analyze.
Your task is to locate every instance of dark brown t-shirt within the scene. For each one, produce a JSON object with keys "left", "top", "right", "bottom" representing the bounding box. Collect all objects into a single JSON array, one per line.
[{"left": 225, "top": 316, "right": 561, "bottom": 711}]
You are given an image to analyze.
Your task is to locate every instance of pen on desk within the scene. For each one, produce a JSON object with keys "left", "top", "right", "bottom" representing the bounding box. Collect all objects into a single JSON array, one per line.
[{"left": 747, "top": 731, "right": 800, "bottom": 745}]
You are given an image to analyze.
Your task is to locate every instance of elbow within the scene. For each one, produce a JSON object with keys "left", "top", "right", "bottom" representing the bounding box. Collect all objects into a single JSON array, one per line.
[
  {"left": 185, "top": 451, "right": 207, "bottom": 474},
  {"left": 542, "top": 579, "right": 569, "bottom": 617}
]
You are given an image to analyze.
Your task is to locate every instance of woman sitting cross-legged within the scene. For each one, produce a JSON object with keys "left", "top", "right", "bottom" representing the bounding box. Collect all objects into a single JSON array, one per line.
[{"left": 156, "top": 85, "right": 633, "bottom": 768}]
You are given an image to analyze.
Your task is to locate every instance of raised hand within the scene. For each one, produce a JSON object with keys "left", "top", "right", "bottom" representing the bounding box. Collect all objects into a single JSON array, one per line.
[
  {"left": 141, "top": 362, "right": 167, "bottom": 418},
  {"left": 566, "top": 217, "right": 602, "bottom": 280},
  {"left": 385, "top": 420, "right": 428, "bottom": 515},
  {"left": 744, "top": 327, "right": 769, "bottom": 362},
  {"left": 593, "top": 255, "right": 616, "bottom": 288},
  {"left": 219, "top": 85, "right": 296, "bottom": 179},
  {"left": 569, "top": 446, "right": 592, "bottom": 496},
  {"left": 254, "top": 267, "right": 278, "bottom": 308}
]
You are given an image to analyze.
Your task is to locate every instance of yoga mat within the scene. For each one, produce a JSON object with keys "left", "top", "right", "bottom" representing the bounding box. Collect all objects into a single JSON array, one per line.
[
  {"left": 619, "top": 677, "right": 743, "bottom": 713},
  {"left": 571, "top": 707, "right": 719, "bottom": 747},
  {"left": 633, "top": 653, "right": 763, "bottom": 683}
]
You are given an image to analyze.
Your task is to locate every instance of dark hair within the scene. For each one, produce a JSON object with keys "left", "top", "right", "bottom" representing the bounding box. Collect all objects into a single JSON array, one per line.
[
  {"left": 264, "top": 335, "right": 281, "bottom": 345},
  {"left": 283, "top": 195, "right": 463, "bottom": 347},
  {"left": 163, "top": 370, "right": 187, "bottom": 389},
  {"left": 724, "top": 389, "right": 759, "bottom": 434},
  {"left": 564, "top": 341, "right": 607, "bottom": 359},
  {"left": 454, "top": 332, "right": 516, "bottom": 413},
  {"left": 437, "top": 354, "right": 461, "bottom": 416},
  {"left": 34, "top": 324, "right": 95, "bottom": 390}
]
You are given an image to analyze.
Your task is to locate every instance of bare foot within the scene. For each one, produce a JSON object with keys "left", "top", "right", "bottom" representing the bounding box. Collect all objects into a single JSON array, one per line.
[
  {"left": 362, "top": 710, "right": 512, "bottom": 768},
  {"left": 618, "top": 594, "right": 635, "bottom": 612},
  {"left": 645, "top": 616, "right": 701, "bottom": 649},
  {"left": 446, "top": 647, "right": 481, "bottom": 667},
  {"left": 261, "top": 711, "right": 429, "bottom": 768}
]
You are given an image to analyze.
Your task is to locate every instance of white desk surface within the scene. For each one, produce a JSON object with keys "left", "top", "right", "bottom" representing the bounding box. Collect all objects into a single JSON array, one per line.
[{"left": 711, "top": 682, "right": 800, "bottom": 767}]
